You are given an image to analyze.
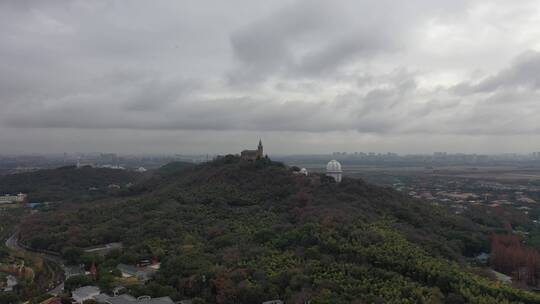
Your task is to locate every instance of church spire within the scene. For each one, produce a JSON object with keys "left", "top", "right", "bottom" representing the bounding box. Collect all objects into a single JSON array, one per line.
[{"left": 257, "top": 139, "right": 263, "bottom": 159}]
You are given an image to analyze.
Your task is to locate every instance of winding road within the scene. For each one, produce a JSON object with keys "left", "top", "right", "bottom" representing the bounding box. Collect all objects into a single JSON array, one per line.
[{"left": 5, "top": 231, "right": 66, "bottom": 296}]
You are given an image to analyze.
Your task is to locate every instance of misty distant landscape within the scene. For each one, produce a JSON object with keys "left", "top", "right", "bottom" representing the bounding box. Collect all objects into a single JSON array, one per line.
[{"left": 3, "top": 1, "right": 540, "bottom": 303}]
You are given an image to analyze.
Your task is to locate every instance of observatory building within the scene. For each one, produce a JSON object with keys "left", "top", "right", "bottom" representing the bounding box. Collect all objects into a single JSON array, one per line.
[
  {"left": 293, "top": 168, "right": 309, "bottom": 176},
  {"left": 326, "top": 160, "right": 342, "bottom": 183}
]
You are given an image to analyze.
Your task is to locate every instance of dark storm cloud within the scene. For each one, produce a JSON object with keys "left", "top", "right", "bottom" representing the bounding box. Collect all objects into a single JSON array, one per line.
[
  {"left": 124, "top": 78, "right": 201, "bottom": 112},
  {"left": 292, "top": 36, "right": 392, "bottom": 76},
  {"left": 2, "top": 54, "right": 539, "bottom": 136},
  {"left": 453, "top": 50, "right": 540, "bottom": 94},
  {"left": 228, "top": 0, "right": 402, "bottom": 82},
  {"left": 1, "top": 0, "right": 540, "bottom": 153},
  {"left": 228, "top": 0, "right": 468, "bottom": 83}
]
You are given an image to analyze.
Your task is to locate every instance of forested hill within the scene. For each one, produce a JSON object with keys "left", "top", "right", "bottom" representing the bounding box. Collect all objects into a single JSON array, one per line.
[
  {"left": 18, "top": 156, "right": 540, "bottom": 303},
  {"left": 0, "top": 166, "right": 144, "bottom": 202}
]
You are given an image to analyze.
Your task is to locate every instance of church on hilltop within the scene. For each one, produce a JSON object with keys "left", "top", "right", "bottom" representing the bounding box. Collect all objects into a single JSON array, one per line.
[{"left": 241, "top": 140, "right": 264, "bottom": 161}]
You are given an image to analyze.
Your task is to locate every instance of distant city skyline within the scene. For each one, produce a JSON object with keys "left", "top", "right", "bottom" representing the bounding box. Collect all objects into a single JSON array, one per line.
[
  {"left": 2, "top": 129, "right": 540, "bottom": 155},
  {"left": 2, "top": 149, "right": 540, "bottom": 158},
  {"left": 2, "top": 1, "right": 540, "bottom": 154}
]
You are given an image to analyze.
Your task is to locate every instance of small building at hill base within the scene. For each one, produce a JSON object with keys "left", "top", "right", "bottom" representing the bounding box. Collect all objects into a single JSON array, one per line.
[
  {"left": 72, "top": 286, "right": 101, "bottom": 304},
  {"left": 292, "top": 168, "right": 308, "bottom": 176},
  {"left": 0, "top": 193, "right": 27, "bottom": 204},
  {"left": 117, "top": 263, "right": 158, "bottom": 282},
  {"left": 95, "top": 294, "right": 174, "bottom": 304}
]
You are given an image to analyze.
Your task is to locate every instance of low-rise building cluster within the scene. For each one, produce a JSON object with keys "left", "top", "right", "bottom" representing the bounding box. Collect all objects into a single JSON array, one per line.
[
  {"left": 0, "top": 193, "right": 27, "bottom": 204},
  {"left": 67, "top": 285, "right": 282, "bottom": 304},
  {"left": 71, "top": 286, "right": 175, "bottom": 304},
  {"left": 394, "top": 175, "right": 539, "bottom": 216}
]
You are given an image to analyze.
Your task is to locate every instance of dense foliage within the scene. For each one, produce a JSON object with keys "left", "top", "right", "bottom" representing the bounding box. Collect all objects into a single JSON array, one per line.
[
  {"left": 16, "top": 156, "right": 540, "bottom": 303},
  {"left": 491, "top": 234, "right": 539, "bottom": 285},
  {"left": 0, "top": 208, "right": 63, "bottom": 304},
  {"left": 0, "top": 166, "right": 144, "bottom": 202}
]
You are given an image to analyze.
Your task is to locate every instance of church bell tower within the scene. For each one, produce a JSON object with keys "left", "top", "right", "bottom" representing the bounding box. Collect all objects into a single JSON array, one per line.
[{"left": 257, "top": 139, "right": 263, "bottom": 158}]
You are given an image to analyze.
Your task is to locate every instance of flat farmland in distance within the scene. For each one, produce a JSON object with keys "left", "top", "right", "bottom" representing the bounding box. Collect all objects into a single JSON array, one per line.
[{"left": 293, "top": 163, "right": 540, "bottom": 182}]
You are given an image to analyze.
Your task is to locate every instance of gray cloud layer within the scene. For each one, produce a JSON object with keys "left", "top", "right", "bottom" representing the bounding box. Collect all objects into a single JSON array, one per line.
[{"left": 1, "top": 0, "right": 540, "bottom": 153}]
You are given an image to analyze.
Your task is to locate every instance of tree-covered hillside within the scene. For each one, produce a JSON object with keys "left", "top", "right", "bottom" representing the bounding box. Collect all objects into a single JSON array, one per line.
[
  {"left": 17, "top": 156, "right": 540, "bottom": 303},
  {"left": 0, "top": 166, "right": 145, "bottom": 202}
]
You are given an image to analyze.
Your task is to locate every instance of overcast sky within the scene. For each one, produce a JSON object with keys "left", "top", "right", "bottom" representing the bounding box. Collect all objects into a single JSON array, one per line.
[{"left": 1, "top": 0, "right": 540, "bottom": 154}]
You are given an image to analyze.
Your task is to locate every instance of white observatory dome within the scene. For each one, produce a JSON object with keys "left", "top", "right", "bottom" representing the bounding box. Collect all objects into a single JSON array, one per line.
[
  {"left": 326, "top": 160, "right": 342, "bottom": 173},
  {"left": 326, "top": 160, "right": 342, "bottom": 183}
]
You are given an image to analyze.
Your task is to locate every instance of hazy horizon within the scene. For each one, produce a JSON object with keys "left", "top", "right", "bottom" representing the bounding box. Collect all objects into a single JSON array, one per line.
[
  {"left": 2, "top": 147, "right": 540, "bottom": 158},
  {"left": 2, "top": 1, "right": 540, "bottom": 154}
]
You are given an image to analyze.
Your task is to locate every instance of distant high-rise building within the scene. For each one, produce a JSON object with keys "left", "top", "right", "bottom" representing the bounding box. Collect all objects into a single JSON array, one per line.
[{"left": 100, "top": 153, "right": 117, "bottom": 165}]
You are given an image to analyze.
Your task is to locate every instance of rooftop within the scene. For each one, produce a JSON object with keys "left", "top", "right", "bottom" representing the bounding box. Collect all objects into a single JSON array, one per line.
[
  {"left": 73, "top": 285, "right": 100, "bottom": 298},
  {"left": 100, "top": 295, "right": 174, "bottom": 304}
]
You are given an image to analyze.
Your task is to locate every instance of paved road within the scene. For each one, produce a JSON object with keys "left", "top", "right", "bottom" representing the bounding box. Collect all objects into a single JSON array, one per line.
[
  {"left": 5, "top": 232, "right": 22, "bottom": 251},
  {"left": 5, "top": 231, "right": 66, "bottom": 296}
]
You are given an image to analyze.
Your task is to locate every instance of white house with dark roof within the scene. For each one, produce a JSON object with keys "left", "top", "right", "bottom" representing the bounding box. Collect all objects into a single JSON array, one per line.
[{"left": 117, "top": 263, "right": 156, "bottom": 282}]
